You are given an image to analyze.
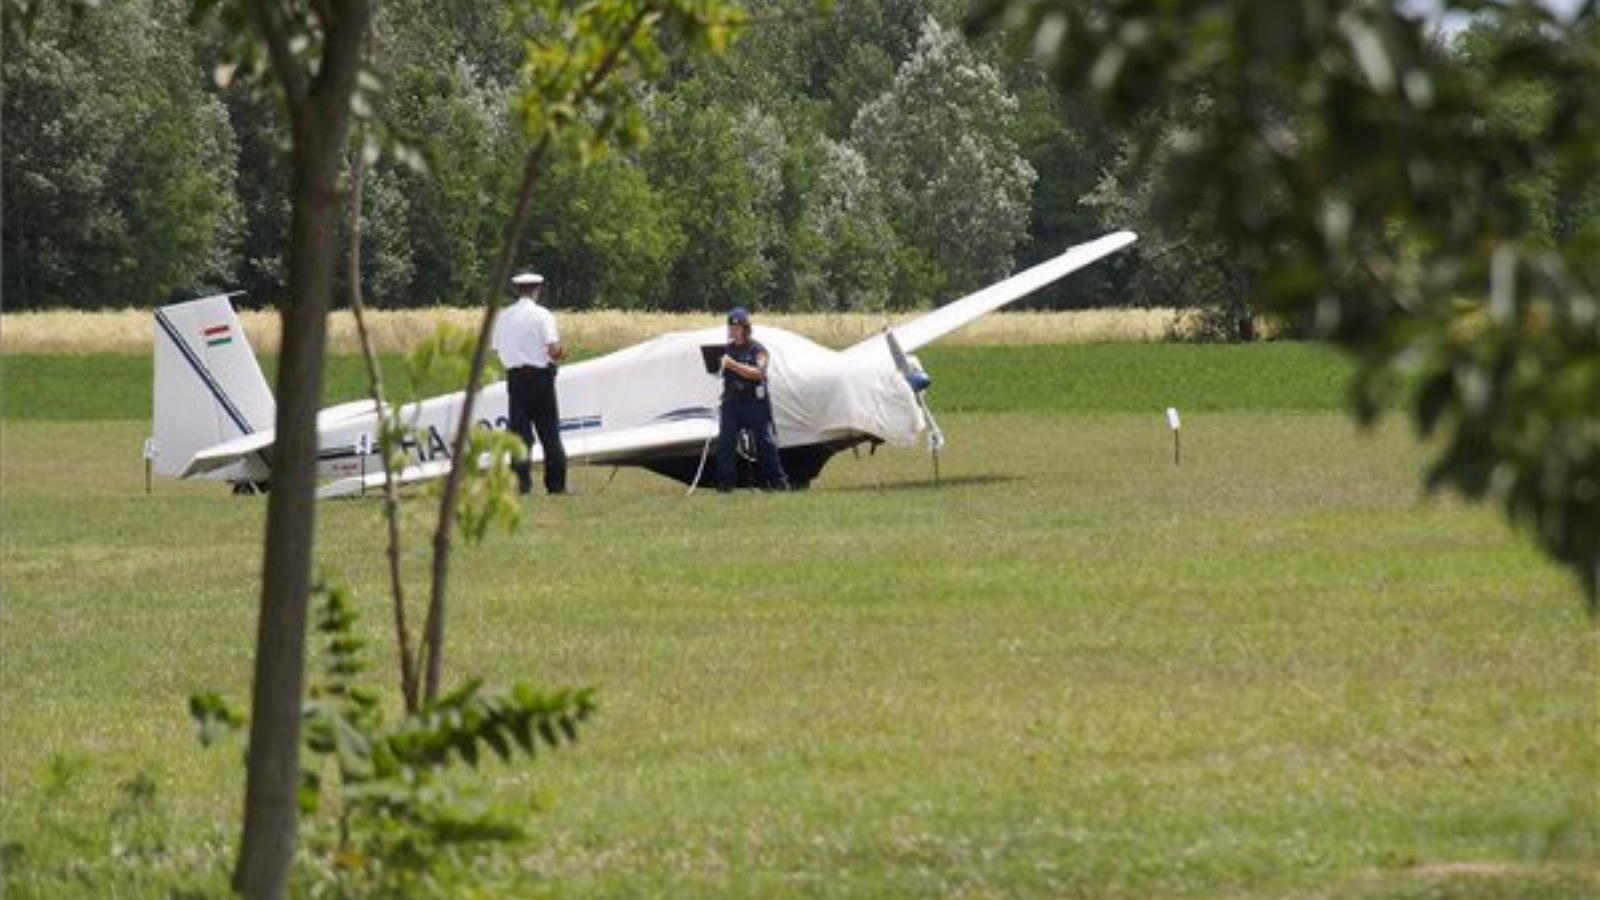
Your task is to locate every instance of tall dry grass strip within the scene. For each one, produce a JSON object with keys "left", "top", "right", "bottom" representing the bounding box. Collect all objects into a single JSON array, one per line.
[{"left": 0, "top": 306, "right": 1183, "bottom": 355}]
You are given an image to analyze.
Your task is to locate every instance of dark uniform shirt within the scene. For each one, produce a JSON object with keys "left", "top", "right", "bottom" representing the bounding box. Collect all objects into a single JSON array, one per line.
[{"left": 722, "top": 340, "right": 769, "bottom": 401}]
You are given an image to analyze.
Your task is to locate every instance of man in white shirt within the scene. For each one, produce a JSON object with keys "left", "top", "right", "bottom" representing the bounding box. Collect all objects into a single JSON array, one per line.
[{"left": 491, "top": 272, "right": 568, "bottom": 495}]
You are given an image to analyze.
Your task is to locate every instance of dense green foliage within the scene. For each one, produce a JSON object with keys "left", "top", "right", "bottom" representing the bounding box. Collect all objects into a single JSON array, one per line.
[
  {"left": 0, "top": 344, "right": 1353, "bottom": 421},
  {"left": 0, "top": 2, "right": 1397, "bottom": 314},
  {"left": 3, "top": 403, "right": 1594, "bottom": 897},
  {"left": 9, "top": 2, "right": 1595, "bottom": 325},
  {"left": 2, "top": 0, "right": 241, "bottom": 306},
  {"left": 1, "top": 0, "right": 1049, "bottom": 312}
]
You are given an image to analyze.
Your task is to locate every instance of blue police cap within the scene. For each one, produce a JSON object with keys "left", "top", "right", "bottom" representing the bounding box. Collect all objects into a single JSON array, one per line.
[{"left": 727, "top": 307, "right": 751, "bottom": 326}]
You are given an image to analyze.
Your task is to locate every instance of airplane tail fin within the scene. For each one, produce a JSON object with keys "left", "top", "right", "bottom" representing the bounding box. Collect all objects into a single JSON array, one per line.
[{"left": 151, "top": 293, "right": 275, "bottom": 478}]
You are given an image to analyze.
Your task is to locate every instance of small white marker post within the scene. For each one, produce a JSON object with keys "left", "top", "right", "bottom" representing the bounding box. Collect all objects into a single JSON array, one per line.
[
  {"left": 357, "top": 432, "right": 372, "bottom": 498},
  {"left": 142, "top": 437, "right": 157, "bottom": 493},
  {"left": 1166, "top": 407, "right": 1181, "bottom": 466}
]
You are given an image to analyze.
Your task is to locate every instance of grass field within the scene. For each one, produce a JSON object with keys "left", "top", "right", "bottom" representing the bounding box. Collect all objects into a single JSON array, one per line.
[
  {"left": 1, "top": 345, "right": 1595, "bottom": 899},
  {"left": 0, "top": 343, "right": 1353, "bottom": 422}
]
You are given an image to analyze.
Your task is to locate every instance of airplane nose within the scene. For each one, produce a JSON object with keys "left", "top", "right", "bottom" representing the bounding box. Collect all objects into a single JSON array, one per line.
[{"left": 905, "top": 370, "right": 932, "bottom": 393}]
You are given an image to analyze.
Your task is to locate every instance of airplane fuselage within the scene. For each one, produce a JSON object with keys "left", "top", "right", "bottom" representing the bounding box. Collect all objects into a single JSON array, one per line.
[
  {"left": 154, "top": 232, "right": 1137, "bottom": 495},
  {"left": 305, "top": 324, "right": 923, "bottom": 489}
]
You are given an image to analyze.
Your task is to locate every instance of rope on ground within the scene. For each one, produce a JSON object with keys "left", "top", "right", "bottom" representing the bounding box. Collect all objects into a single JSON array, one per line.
[{"left": 686, "top": 435, "right": 715, "bottom": 497}]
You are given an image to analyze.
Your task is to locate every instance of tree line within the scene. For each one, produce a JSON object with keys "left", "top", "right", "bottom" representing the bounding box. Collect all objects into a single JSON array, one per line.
[{"left": 9, "top": 0, "right": 1579, "bottom": 325}]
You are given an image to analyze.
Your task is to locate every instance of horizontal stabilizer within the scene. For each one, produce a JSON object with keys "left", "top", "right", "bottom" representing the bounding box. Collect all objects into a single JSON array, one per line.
[
  {"left": 182, "top": 430, "right": 277, "bottom": 477},
  {"left": 183, "top": 401, "right": 386, "bottom": 479}
]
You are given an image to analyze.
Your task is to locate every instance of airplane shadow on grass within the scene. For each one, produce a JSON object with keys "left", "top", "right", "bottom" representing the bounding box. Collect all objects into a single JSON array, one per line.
[{"left": 834, "top": 473, "right": 1022, "bottom": 493}]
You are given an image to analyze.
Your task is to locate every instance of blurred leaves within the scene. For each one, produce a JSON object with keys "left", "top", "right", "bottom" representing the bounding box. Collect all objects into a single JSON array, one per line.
[
  {"left": 453, "top": 426, "right": 526, "bottom": 541},
  {"left": 192, "top": 575, "right": 596, "bottom": 894},
  {"left": 188, "top": 691, "right": 245, "bottom": 748},
  {"left": 407, "top": 321, "right": 484, "bottom": 391},
  {"left": 971, "top": 0, "right": 1600, "bottom": 607}
]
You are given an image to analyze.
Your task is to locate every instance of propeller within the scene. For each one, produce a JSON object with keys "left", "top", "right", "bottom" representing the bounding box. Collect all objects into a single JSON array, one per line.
[{"left": 885, "top": 330, "right": 945, "bottom": 484}]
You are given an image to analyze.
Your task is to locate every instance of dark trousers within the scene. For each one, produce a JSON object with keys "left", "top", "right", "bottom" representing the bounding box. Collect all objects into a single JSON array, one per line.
[
  {"left": 507, "top": 366, "right": 566, "bottom": 494},
  {"left": 716, "top": 397, "right": 788, "bottom": 490}
]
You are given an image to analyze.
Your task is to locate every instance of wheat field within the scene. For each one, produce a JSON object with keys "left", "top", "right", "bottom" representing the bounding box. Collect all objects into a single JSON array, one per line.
[{"left": 0, "top": 307, "right": 1187, "bottom": 354}]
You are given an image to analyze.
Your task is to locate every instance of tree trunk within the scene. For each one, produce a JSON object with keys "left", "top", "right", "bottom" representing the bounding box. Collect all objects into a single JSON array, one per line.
[
  {"left": 232, "top": 127, "right": 342, "bottom": 900},
  {"left": 229, "top": 2, "right": 368, "bottom": 893},
  {"left": 214, "top": 5, "right": 370, "bottom": 899}
]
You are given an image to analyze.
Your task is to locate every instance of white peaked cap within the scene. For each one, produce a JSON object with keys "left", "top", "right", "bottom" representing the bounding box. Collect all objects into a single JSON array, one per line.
[{"left": 511, "top": 272, "right": 545, "bottom": 286}]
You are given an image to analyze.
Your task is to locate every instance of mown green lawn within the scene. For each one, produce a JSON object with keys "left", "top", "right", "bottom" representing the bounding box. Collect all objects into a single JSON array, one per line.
[
  {"left": 0, "top": 346, "right": 1594, "bottom": 899},
  {"left": 0, "top": 342, "right": 1354, "bottom": 421}
]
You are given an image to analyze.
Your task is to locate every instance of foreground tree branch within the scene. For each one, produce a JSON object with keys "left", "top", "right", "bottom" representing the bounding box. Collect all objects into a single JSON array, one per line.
[
  {"left": 417, "top": 4, "right": 660, "bottom": 704},
  {"left": 345, "top": 123, "right": 420, "bottom": 713},
  {"left": 418, "top": 136, "right": 550, "bottom": 702}
]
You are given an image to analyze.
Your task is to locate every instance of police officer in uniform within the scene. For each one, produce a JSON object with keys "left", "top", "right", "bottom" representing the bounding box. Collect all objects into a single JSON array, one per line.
[
  {"left": 716, "top": 307, "right": 788, "bottom": 492},
  {"left": 491, "top": 272, "right": 568, "bottom": 495}
]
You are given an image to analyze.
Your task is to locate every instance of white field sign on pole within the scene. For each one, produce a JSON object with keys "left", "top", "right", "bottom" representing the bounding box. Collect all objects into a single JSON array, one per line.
[
  {"left": 356, "top": 432, "right": 372, "bottom": 497},
  {"left": 142, "top": 437, "right": 157, "bottom": 493},
  {"left": 1166, "top": 407, "right": 1181, "bottom": 466}
]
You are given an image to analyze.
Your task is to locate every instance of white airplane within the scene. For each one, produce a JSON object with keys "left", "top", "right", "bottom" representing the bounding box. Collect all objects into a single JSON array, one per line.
[{"left": 150, "top": 231, "right": 1136, "bottom": 497}]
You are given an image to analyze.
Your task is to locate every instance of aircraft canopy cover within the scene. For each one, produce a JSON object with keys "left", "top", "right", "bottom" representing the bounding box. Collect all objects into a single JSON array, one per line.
[
  {"left": 566, "top": 326, "right": 925, "bottom": 449},
  {"left": 761, "top": 328, "right": 924, "bottom": 448}
]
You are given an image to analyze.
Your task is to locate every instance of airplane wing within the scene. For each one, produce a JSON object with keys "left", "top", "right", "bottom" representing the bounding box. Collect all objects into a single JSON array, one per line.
[
  {"left": 313, "top": 458, "right": 451, "bottom": 498},
  {"left": 316, "top": 416, "right": 719, "bottom": 499},
  {"left": 858, "top": 230, "right": 1137, "bottom": 354}
]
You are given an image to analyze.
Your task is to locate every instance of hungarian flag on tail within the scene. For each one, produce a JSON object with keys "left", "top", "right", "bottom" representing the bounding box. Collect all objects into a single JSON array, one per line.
[{"left": 203, "top": 324, "right": 232, "bottom": 347}]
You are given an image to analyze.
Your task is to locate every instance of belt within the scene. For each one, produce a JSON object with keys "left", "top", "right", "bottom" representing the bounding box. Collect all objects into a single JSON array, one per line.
[{"left": 508, "top": 364, "right": 549, "bottom": 373}]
